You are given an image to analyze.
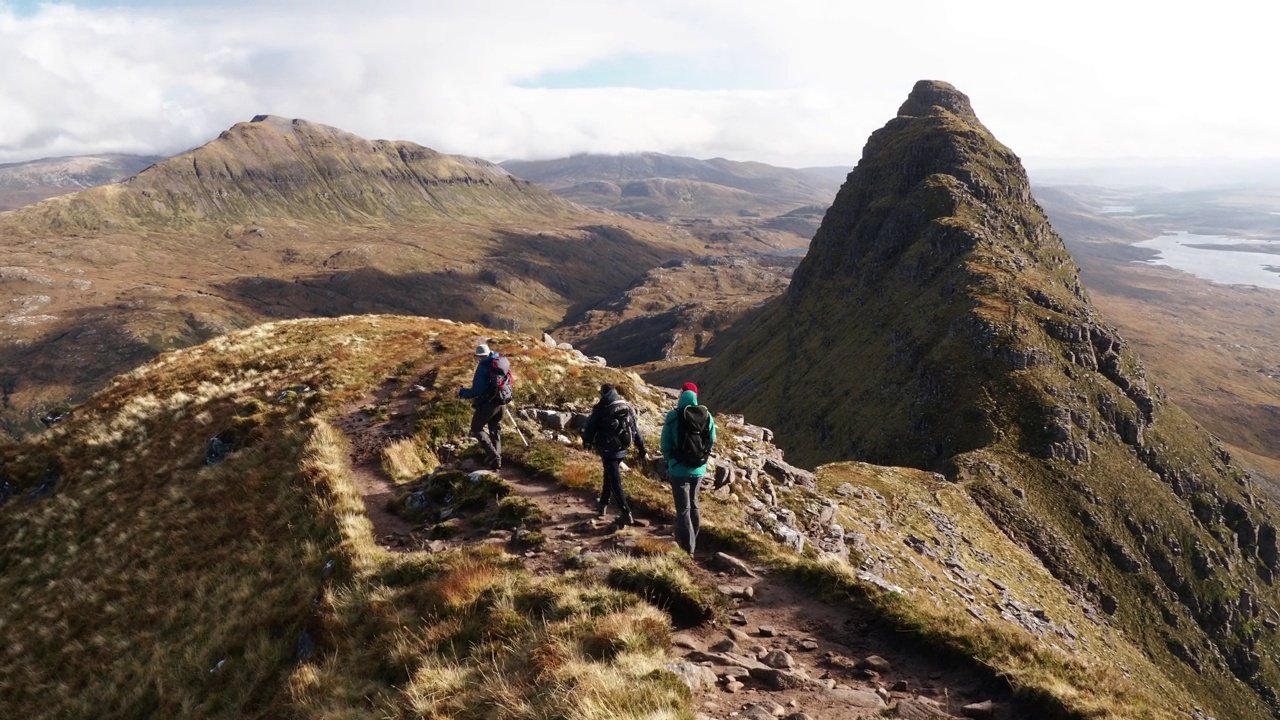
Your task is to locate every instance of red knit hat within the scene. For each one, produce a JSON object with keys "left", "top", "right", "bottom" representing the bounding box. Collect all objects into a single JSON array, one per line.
[{"left": 681, "top": 382, "right": 698, "bottom": 394}]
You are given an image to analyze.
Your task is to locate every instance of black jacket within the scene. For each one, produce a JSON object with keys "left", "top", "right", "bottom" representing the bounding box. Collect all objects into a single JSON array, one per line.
[{"left": 582, "top": 388, "right": 647, "bottom": 460}]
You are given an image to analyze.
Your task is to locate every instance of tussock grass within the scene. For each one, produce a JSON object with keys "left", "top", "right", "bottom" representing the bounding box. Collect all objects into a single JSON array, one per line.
[
  {"left": 606, "top": 555, "right": 722, "bottom": 629},
  {"left": 0, "top": 315, "right": 702, "bottom": 720},
  {"left": 381, "top": 436, "right": 439, "bottom": 484}
]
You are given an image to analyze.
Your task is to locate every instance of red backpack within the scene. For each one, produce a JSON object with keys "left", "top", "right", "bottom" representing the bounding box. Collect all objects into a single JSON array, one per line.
[{"left": 488, "top": 355, "right": 514, "bottom": 404}]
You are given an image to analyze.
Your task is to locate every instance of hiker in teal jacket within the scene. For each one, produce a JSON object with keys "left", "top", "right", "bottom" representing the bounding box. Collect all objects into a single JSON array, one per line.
[{"left": 660, "top": 384, "right": 716, "bottom": 555}]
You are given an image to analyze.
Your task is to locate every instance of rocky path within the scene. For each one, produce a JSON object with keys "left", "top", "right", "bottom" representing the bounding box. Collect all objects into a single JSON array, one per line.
[
  {"left": 332, "top": 352, "right": 466, "bottom": 551},
  {"left": 334, "top": 376, "right": 1007, "bottom": 719}
]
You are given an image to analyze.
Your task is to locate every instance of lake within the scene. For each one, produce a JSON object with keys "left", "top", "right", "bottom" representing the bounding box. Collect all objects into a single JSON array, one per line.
[{"left": 1133, "top": 232, "right": 1280, "bottom": 290}]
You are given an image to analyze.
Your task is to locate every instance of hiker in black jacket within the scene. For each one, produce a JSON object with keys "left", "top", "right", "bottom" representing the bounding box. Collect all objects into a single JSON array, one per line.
[{"left": 582, "top": 383, "right": 647, "bottom": 526}]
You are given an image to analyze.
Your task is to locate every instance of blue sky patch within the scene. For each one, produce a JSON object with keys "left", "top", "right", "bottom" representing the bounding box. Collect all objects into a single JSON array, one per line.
[
  {"left": 516, "top": 53, "right": 760, "bottom": 91},
  {"left": 4, "top": 0, "right": 196, "bottom": 15}
]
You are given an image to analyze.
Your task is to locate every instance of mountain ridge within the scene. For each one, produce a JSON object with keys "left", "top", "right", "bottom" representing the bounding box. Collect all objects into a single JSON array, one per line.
[
  {"left": 2, "top": 115, "right": 575, "bottom": 233},
  {"left": 501, "top": 151, "right": 843, "bottom": 219},
  {"left": 0, "top": 153, "right": 163, "bottom": 211}
]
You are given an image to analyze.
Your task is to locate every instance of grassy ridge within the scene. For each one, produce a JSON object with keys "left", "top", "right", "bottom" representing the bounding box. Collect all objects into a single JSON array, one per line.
[
  {"left": 0, "top": 317, "right": 696, "bottom": 719},
  {"left": 0, "top": 313, "right": 1239, "bottom": 719}
]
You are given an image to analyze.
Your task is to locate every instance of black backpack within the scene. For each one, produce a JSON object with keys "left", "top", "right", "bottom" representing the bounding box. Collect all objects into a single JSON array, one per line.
[
  {"left": 596, "top": 400, "right": 634, "bottom": 453},
  {"left": 487, "top": 355, "right": 514, "bottom": 404},
  {"left": 673, "top": 404, "right": 712, "bottom": 467}
]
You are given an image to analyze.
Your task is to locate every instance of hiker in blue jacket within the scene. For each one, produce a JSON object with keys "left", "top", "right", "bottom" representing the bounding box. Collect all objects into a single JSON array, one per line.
[
  {"left": 458, "top": 342, "right": 509, "bottom": 469},
  {"left": 660, "top": 382, "right": 716, "bottom": 555}
]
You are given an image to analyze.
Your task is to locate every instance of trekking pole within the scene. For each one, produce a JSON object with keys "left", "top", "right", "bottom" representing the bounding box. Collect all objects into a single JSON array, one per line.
[{"left": 503, "top": 406, "right": 529, "bottom": 447}]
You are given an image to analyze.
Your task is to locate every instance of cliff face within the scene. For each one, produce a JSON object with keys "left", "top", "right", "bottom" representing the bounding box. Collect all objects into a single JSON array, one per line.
[
  {"left": 701, "top": 80, "right": 1280, "bottom": 718},
  {"left": 3, "top": 116, "right": 573, "bottom": 232}
]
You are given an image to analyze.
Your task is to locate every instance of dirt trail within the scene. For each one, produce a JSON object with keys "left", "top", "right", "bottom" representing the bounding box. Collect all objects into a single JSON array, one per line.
[
  {"left": 333, "top": 375, "right": 1007, "bottom": 719},
  {"left": 332, "top": 352, "right": 466, "bottom": 550}
]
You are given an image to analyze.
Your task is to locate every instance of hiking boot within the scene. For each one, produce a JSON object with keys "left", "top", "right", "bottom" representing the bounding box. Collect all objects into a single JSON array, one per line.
[
  {"left": 595, "top": 499, "right": 608, "bottom": 518},
  {"left": 488, "top": 455, "right": 502, "bottom": 470},
  {"left": 620, "top": 512, "right": 636, "bottom": 527}
]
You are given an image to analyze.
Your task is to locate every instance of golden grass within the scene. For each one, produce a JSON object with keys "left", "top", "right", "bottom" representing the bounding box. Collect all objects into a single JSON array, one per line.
[
  {"left": 1, "top": 315, "right": 702, "bottom": 720},
  {"left": 381, "top": 436, "right": 439, "bottom": 484},
  {"left": 0, "top": 312, "right": 1223, "bottom": 720}
]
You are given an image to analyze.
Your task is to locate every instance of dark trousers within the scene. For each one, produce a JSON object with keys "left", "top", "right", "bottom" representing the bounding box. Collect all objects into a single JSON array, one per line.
[
  {"left": 599, "top": 456, "right": 632, "bottom": 517},
  {"left": 470, "top": 401, "right": 503, "bottom": 460},
  {"left": 670, "top": 477, "right": 702, "bottom": 554}
]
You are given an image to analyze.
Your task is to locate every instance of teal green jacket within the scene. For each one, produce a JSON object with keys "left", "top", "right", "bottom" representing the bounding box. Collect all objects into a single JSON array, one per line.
[{"left": 660, "top": 390, "right": 717, "bottom": 479}]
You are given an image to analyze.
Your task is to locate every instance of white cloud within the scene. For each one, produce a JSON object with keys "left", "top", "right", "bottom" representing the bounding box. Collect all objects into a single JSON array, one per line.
[{"left": 0, "top": 0, "right": 1277, "bottom": 168}]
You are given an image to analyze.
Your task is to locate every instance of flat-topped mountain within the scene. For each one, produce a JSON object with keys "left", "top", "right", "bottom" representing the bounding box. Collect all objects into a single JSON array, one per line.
[
  {"left": 502, "top": 152, "right": 843, "bottom": 219},
  {"left": 0, "top": 153, "right": 163, "bottom": 211},
  {"left": 0, "top": 117, "right": 704, "bottom": 437},
  {"left": 695, "top": 80, "right": 1280, "bottom": 718},
  {"left": 4, "top": 116, "right": 574, "bottom": 233}
]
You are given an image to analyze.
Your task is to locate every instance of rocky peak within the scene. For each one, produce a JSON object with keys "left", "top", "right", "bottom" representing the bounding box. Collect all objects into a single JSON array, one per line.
[
  {"left": 896, "top": 79, "right": 977, "bottom": 119},
  {"left": 700, "top": 81, "right": 1280, "bottom": 717}
]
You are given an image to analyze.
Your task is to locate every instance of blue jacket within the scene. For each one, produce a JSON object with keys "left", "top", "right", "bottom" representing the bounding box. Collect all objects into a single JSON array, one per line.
[
  {"left": 661, "top": 389, "right": 716, "bottom": 479},
  {"left": 459, "top": 352, "right": 500, "bottom": 402}
]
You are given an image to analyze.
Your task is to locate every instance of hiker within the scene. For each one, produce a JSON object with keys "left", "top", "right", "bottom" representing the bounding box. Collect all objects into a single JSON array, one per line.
[
  {"left": 458, "top": 342, "right": 513, "bottom": 469},
  {"left": 581, "top": 383, "right": 648, "bottom": 526},
  {"left": 661, "top": 382, "right": 716, "bottom": 555}
]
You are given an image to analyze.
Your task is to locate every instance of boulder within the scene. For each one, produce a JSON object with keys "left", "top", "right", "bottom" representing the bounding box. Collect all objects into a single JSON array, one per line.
[
  {"left": 708, "top": 638, "right": 738, "bottom": 653},
  {"left": 541, "top": 332, "right": 557, "bottom": 348},
  {"left": 761, "top": 649, "right": 795, "bottom": 669},
  {"left": 772, "top": 524, "right": 806, "bottom": 553},
  {"left": 664, "top": 661, "right": 717, "bottom": 691},
  {"left": 714, "top": 463, "right": 737, "bottom": 488},
  {"left": 741, "top": 704, "right": 782, "bottom": 720},
  {"left": 533, "top": 409, "right": 571, "bottom": 430},
  {"left": 205, "top": 436, "right": 231, "bottom": 465},
  {"left": 857, "top": 655, "right": 892, "bottom": 673},
  {"left": 825, "top": 686, "right": 886, "bottom": 709},
  {"left": 713, "top": 551, "right": 760, "bottom": 578},
  {"left": 763, "top": 456, "right": 816, "bottom": 488},
  {"left": 748, "top": 666, "right": 811, "bottom": 690}
]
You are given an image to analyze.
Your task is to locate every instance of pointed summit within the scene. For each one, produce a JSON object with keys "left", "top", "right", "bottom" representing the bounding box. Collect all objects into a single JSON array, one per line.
[{"left": 699, "top": 81, "right": 1280, "bottom": 718}]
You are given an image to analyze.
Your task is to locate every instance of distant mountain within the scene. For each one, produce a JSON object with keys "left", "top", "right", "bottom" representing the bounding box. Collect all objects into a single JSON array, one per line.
[
  {"left": 4, "top": 116, "right": 575, "bottom": 233},
  {"left": 0, "top": 116, "right": 704, "bottom": 436},
  {"left": 693, "top": 80, "right": 1280, "bottom": 718},
  {"left": 0, "top": 153, "right": 163, "bottom": 211},
  {"left": 501, "top": 152, "right": 843, "bottom": 219},
  {"left": 1029, "top": 159, "right": 1280, "bottom": 191}
]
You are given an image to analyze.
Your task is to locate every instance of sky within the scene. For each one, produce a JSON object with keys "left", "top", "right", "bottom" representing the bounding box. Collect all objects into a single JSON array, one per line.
[{"left": 1, "top": 0, "right": 1277, "bottom": 169}]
